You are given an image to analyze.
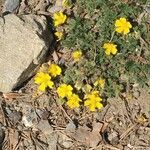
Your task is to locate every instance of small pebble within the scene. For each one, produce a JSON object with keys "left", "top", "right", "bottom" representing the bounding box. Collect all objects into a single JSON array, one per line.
[
  {"left": 133, "top": 90, "right": 140, "bottom": 98},
  {"left": 145, "top": 6, "right": 150, "bottom": 14}
]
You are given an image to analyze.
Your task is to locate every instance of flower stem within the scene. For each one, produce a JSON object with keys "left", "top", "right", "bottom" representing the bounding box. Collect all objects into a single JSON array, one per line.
[{"left": 109, "top": 31, "right": 115, "bottom": 42}]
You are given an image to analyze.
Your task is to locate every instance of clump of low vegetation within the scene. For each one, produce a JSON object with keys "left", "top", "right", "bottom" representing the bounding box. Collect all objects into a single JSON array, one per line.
[{"left": 34, "top": 0, "right": 150, "bottom": 111}]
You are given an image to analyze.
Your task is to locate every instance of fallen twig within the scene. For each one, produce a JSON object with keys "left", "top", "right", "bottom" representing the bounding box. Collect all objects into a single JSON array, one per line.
[{"left": 119, "top": 123, "right": 139, "bottom": 141}]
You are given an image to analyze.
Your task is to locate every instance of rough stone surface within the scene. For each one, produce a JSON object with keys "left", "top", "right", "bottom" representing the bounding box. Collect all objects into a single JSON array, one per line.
[
  {"left": 0, "top": 14, "right": 53, "bottom": 92},
  {"left": 3, "top": 0, "right": 20, "bottom": 13}
]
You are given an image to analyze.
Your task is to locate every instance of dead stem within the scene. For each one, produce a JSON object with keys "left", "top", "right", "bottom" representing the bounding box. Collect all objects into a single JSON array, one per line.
[{"left": 119, "top": 123, "right": 139, "bottom": 141}]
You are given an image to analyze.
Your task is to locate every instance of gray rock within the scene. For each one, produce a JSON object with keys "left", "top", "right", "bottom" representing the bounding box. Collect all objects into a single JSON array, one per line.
[
  {"left": 145, "top": 6, "right": 150, "bottom": 14},
  {"left": 5, "top": 107, "right": 22, "bottom": 125},
  {"left": 107, "top": 130, "right": 119, "bottom": 145},
  {"left": 3, "top": 0, "right": 20, "bottom": 13},
  {"left": 21, "top": 104, "right": 38, "bottom": 127},
  {"left": 58, "top": 132, "right": 73, "bottom": 149},
  {"left": 66, "top": 121, "right": 76, "bottom": 133},
  {"left": 47, "top": 133, "right": 58, "bottom": 150},
  {"left": 37, "top": 120, "right": 53, "bottom": 135},
  {"left": 0, "top": 14, "right": 53, "bottom": 92},
  {"left": 47, "top": 0, "right": 63, "bottom": 13}
]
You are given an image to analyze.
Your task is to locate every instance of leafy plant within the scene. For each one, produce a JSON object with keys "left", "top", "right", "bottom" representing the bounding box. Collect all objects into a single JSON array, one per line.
[{"left": 61, "top": 0, "right": 150, "bottom": 97}]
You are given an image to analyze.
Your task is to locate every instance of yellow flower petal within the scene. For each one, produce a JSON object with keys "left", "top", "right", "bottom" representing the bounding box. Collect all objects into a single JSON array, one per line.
[
  {"left": 57, "top": 84, "right": 73, "bottom": 98},
  {"left": 84, "top": 91, "right": 103, "bottom": 111},
  {"left": 67, "top": 94, "right": 81, "bottom": 109},
  {"left": 123, "top": 28, "right": 130, "bottom": 35},
  {"left": 53, "top": 11, "right": 67, "bottom": 27},
  {"left": 105, "top": 49, "right": 111, "bottom": 55},
  {"left": 38, "top": 83, "right": 47, "bottom": 91},
  {"left": 67, "top": 100, "right": 80, "bottom": 109},
  {"left": 47, "top": 81, "right": 54, "bottom": 89},
  {"left": 96, "top": 102, "right": 103, "bottom": 109},
  {"left": 34, "top": 72, "right": 48, "bottom": 84},
  {"left": 103, "top": 43, "right": 108, "bottom": 49},
  {"left": 48, "top": 64, "right": 62, "bottom": 77},
  {"left": 72, "top": 50, "right": 82, "bottom": 61},
  {"left": 34, "top": 72, "right": 53, "bottom": 92},
  {"left": 115, "top": 20, "right": 122, "bottom": 27},
  {"left": 111, "top": 47, "right": 117, "bottom": 55},
  {"left": 53, "top": 13, "right": 59, "bottom": 19},
  {"left": 127, "top": 22, "right": 132, "bottom": 28},
  {"left": 103, "top": 43, "right": 118, "bottom": 55},
  {"left": 120, "top": 17, "right": 127, "bottom": 23},
  {"left": 89, "top": 104, "right": 96, "bottom": 111},
  {"left": 55, "top": 31, "right": 63, "bottom": 41},
  {"left": 34, "top": 76, "right": 43, "bottom": 84},
  {"left": 94, "top": 80, "right": 98, "bottom": 86},
  {"left": 94, "top": 79, "right": 105, "bottom": 89},
  {"left": 84, "top": 99, "right": 90, "bottom": 106},
  {"left": 115, "top": 17, "right": 132, "bottom": 35},
  {"left": 91, "top": 91, "right": 99, "bottom": 96}
]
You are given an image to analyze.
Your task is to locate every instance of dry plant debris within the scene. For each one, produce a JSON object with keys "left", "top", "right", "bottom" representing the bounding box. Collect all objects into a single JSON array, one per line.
[{"left": 0, "top": 0, "right": 150, "bottom": 150}]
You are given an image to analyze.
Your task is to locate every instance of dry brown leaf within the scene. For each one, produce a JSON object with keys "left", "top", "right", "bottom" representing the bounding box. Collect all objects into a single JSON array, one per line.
[
  {"left": 101, "top": 116, "right": 114, "bottom": 133},
  {"left": 58, "top": 49, "right": 72, "bottom": 62},
  {"left": 52, "top": 50, "right": 59, "bottom": 63},
  {"left": 87, "top": 122, "right": 103, "bottom": 148},
  {"left": 73, "top": 125, "right": 90, "bottom": 143},
  {"left": 8, "top": 129, "right": 19, "bottom": 150},
  {"left": 37, "top": 120, "right": 53, "bottom": 135},
  {"left": 3, "top": 92, "right": 26, "bottom": 101},
  {"left": 48, "top": 0, "right": 63, "bottom": 13},
  {"left": 38, "top": 63, "right": 49, "bottom": 72},
  {"left": 71, "top": 122, "right": 102, "bottom": 148},
  {"left": 92, "top": 121, "right": 103, "bottom": 132},
  {"left": 34, "top": 0, "right": 50, "bottom": 12}
]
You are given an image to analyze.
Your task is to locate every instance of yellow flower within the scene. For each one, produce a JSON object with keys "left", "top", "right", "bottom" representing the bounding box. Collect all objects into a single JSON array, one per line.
[
  {"left": 55, "top": 31, "right": 63, "bottom": 41},
  {"left": 53, "top": 11, "right": 67, "bottom": 27},
  {"left": 57, "top": 84, "right": 73, "bottom": 98},
  {"left": 84, "top": 91, "right": 103, "bottom": 111},
  {"left": 115, "top": 17, "right": 132, "bottom": 35},
  {"left": 34, "top": 72, "right": 54, "bottom": 91},
  {"left": 67, "top": 94, "right": 82, "bottom": 109},
  {"left": 84, "top": 90, "right": 99, "bottom": 99},
  {"left": 94, "top": 78, "right": 105, "bottom": 89},
  {"left": 103, "top": 43, "right": 117, "bottom": 55},
  {"left": 48, "top": 64, "right": 62, "bottom": 77},
  {"left": 72, "top": 50, "right": 82, "bottom": 61}
]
